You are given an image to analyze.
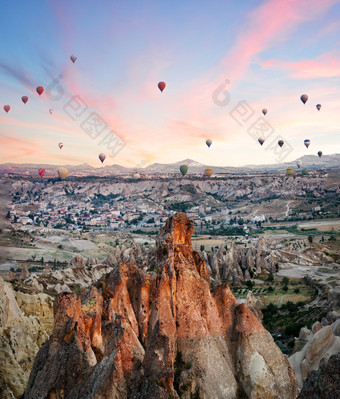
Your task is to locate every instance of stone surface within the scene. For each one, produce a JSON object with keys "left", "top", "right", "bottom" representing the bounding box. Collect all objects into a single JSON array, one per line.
[
  {"left": 0, "top": 278, "right": 53, "bottom": 399},
  {"left": 298, "top": 354, "right": 340, "bottom": 399},
  {"left": 24, "top": 213, "right": 298, "bottom": 399}
]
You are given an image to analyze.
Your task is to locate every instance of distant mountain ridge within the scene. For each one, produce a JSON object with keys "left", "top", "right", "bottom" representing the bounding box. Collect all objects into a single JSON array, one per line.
[{"left": 0, "top": 154, "right": 339, "bottom": 177}]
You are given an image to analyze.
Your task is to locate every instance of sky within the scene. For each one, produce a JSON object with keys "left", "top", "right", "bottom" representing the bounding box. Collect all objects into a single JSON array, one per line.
[{"left": 1, "top": 0, "right": 340, "bottom": 168}]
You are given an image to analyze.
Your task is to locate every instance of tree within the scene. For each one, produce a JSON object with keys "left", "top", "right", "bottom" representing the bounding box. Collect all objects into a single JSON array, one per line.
[
  {"left": 40, "top": 257, "right": 44, "bottom": 266},
  {"left": 267, "top": 273, "right": 274, "bottom": 283},
  {"left": 308, "top": 235, "right": 313, "bottom": 244},
  {"left": 282, "top": 276, "right": 289, "bottom": 286},
  {"left": 282, "top": 285, "right": 288, "bottom": 292},
  {"left": 268, "top": 286, "right": 275, "bottom": 292},
  {"left": 200, "top": 245, "right": 205, "bottom": 251},
  {"left": 294, "top": 288, "right": 300, "bottom": 294},
  {"left": 6, "top": 211, "right": 10, "bottom": 219}
]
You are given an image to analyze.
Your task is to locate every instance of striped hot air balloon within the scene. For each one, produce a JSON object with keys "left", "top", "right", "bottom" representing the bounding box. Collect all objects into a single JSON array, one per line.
[
  {"left": 38, "top": 168, "right": 45, "bottom": 178},
  {"left": 36, "top": 86, "right": 44, "bottom": 95},
  {"left": 158, "top": 81, "right": 166, "bottom": 92},
  {"left": 205, "top": 168, "right": 213, "bottom": 177},
  {"left": 304, "top": 139, "right": 311, "bottom": 148},
  {"left": 22, "top": 96, "right": 28, "bottom": 104}
]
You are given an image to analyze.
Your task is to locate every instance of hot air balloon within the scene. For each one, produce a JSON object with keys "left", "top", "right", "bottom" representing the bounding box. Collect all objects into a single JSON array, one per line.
[
  {"left": 70, "top": 55, "right": 77, "bottom": 63},
  {"left": 133, "top": 173, "right": 141, "bottom": 179},
  {"left": 58, "top": 142, "right": 63, "bottom": 149},
  {"left": 258, "top": 137, "right": 265, "bottom": 146},
  {"left": 206, "top": 139, "right": 212, "bottom": 148},
  {"left": 304, "top": 139, "right": 311, "bottom": 148},
  {"left": 262, "top": 108, "right": 267, "bottom": 116},
  {"left": 49, "top": 109, "right": 54, "bottom": 115},
  {"left": 316, "top": 104, "right": 321, "bottom": 111},
  {"left": 158, "top": 81, "right": 166, "bottom": 92},
  {"left": 36, "top": 86, "right": 44, "bottom": 96},
  {"left": 300, "top": 94, "right": 308, "bottom": 104},
  {"left": 180, "top": 165, "right": 188, "bottom": 176},
  {"left": 22, "top": 96, "right": 28, "bottom": 104},
  {"left": 58, "top": 167, "right": 68, "bottom": 180},
  {"left": 301, "top": 169, "right": 309, "bottom": 175},
  {"left": 278, "top": 140, "right": 284, "bottom": 148},
  {"left": 38, "top": 168, "right": 45, "bottom": 178},
  {"left": 318, "top": 151, "right": 322, "bottom": 158},
  {"left": 286, "top": 167, "right": 294, "bottom": 176},
  {"left": 99, "top": 153, "right": 106, "bottom": 163},
  {"left": 205, "top": 168, "right": 213, "bottom": 178},
  {"left": 296, "top": 160, "right": 302, "bottom": 168},
  {"left": 3, "top": 105, "right": 10, "bottom": 113}
]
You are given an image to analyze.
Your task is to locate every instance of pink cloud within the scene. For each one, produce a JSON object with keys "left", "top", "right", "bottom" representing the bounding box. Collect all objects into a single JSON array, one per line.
[
  {"left": 261, "top": 52, "right": 340, "bottom": 79},
  {"left": 220, "top": 0, "right": 339, "bottom": 85}
]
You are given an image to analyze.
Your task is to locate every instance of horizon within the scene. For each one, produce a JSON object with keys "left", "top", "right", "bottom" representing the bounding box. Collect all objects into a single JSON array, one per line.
[{"left": 1, "top": 1, "right": 340, "bottom": 167}]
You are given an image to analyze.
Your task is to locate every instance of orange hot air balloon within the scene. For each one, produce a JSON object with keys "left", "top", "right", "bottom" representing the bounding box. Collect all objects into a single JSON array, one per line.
[
  {"left": 158, "top": 81, "right": 166, "bottom": 92},
  {"left": 262, "top": 108, "right": 267, "bottom": 115},
  {"left": 36, "top": 86, "right": 44, "bottom": 95},
  {"left": 22, "top": 96, "right": 28, "bottom": 104},
  {"left": 258, "top": 137, "right": 265, "bottom": 146},
  {"left": 70, "top": 55, "right": 77, "bottom": 63},
  {"left": 205, "top": 168, "right": 213, "bottom": 177},
  {"left": 278, "top": 140, "right": 284, "bottom": 148},
  {"left": 3, "top": 105, "right": 10, "bottom": 113},
  {"left": 38, "top": 168, "right": 45, "bottom": 178}
]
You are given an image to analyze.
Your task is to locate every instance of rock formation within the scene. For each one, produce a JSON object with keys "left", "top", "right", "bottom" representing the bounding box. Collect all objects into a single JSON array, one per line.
[
  {"left": 289, "top": 309, "right": 340, "bottom": 388},
  {"left": 0, "top": 277, "right": 53, "bottom": 399},
  {"left": 202, "top": 237, "right": 276, "bottom": 284},
  {"left": 298, "top": 354, "right": 340, "bottom": 398},
  {"left": 24, "top": 213, "right": 298, "bottom": 399}
]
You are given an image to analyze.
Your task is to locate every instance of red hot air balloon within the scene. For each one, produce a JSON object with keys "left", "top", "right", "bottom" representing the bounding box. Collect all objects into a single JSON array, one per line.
[
  {"left": 38, "top": 168, "right": 45, "bottom": 178},
  {"left": 70, "top": 55, "right": 77, "bottom": 63},
  {"left": 3, "top": 105, "right": 10, "bottom": 113},
  {"left": 36, "top": 86, "right": 44, "bottom": 96},
  {"left": 262, "top": 108, "right": 267, "bottom": 115},
  {"left": 300, "top": 94, "right": 308, "bottom": 104},
  {"left": 278, "top": 140, "right": 284, "bottom": 148},
  {"left": 258, "top": 137, "right": 265, "bottom": 146},
  {"left": 158, "top": 81, "right": 166, "bottom": 92},
  {"left": 22, "top": 96, "right": 28, "bottom": 104}
]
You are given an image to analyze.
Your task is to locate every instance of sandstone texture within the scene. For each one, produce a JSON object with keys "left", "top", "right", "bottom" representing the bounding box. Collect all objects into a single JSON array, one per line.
[
  {"left": 289, "top": 309, "right": 340, "bottom": 388},
  {"left": 0, "top": 278, "right": 53, "bottom": 399},
  {"left": 24, "top": 213, "right": 298, "bottom": 399},
  {"left": 298, "top": 354, "right": 340, "bottom": 398}
]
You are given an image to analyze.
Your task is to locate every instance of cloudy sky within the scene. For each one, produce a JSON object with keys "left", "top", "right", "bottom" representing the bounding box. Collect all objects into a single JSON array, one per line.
[{"left": 1, "top": 0, "right": 340, "bottom": 168}]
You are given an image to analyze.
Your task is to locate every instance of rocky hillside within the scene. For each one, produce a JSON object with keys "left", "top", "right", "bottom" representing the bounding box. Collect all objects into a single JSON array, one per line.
[
  {"left": 297, "top": 354, "right": 340, "bottom": 398},
  {"left": 24, "top": 213, "right": 298, "bottom": 399},
  {"left": 0, "top": 278, "right": 53, "bottom": 399}
]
